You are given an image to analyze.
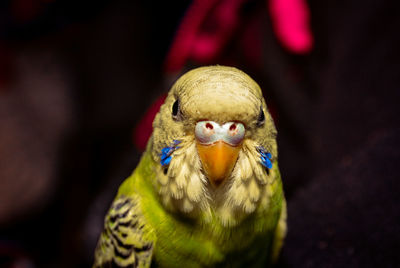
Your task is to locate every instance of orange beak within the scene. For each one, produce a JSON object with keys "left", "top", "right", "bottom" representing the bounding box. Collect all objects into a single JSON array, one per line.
[{"left": 196, "top": 140, "right": 242, "bottom": 187}]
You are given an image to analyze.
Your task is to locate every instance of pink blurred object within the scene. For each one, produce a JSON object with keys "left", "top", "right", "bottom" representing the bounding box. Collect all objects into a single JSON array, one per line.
[
  {"left": 164, "top": 0, "right": 217, "bottom": 73},
  {"left": 269, "top": 0, "right": 313, "bottom": 53},
  {"left": 164, "top": 0, "right": 246, "bottom": 73},
  {"left": 191, "top": 0, "right": 244, "bottom": 63},
  {"left": 134, "top": 0, "right": 313, "bottom": 150}
]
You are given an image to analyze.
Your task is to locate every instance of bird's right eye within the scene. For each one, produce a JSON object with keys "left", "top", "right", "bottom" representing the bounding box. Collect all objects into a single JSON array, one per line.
[{"left": 172, "top": 99, "right": 180, "bottom": 119}]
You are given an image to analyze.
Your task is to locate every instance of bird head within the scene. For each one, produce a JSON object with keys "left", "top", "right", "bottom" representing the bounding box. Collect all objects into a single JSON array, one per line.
[{"left": 151, "top": 66, "right": 278, "bottom": 226}]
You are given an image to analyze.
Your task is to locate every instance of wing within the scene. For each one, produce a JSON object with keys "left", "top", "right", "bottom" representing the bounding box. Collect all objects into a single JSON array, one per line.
[{"left": 93, "top": 195, "right": 154, "bottom": 268}]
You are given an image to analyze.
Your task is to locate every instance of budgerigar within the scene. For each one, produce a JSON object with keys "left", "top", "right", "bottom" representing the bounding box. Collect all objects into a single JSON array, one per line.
[{"left": 93, "top": 66, "right": 287, "bottom": 267}]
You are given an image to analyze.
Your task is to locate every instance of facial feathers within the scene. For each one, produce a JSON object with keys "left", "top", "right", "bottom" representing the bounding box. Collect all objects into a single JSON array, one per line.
[{"left": 151, "top": 65, "right": 278, "bottom": 226}]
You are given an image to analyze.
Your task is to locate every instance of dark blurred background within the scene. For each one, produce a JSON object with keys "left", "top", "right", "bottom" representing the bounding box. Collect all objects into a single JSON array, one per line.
[{"left": 0, "top": 0, "right": 399, "bottom": 267}]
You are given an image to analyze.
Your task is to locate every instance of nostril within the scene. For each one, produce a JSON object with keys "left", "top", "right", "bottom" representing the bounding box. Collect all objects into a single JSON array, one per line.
[
  {"left": 222, "top": 122, "right": 245, "bottom": 145},
  {"left": 196, "top": 121, "right": 218, "bottom": 144}
]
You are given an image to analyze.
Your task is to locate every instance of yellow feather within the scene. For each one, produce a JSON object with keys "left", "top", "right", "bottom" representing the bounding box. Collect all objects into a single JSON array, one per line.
[
  {"left": 186, "top": 172, "right": 204, "bottom": 203},
  {"left": 174, "top": 161, "right": 189, "bottom": 189},
  {"left": 169, "top": 181, "right": 183, "bottom": 199},
  {"left": 248, "top": 178, "right": 260, "bottom": 202},
  {"left": 181, "top": 198, "right": 194, "bottom": 213},
  {"left": 243, "top": 198, "right": 256, "bottom": 213}
]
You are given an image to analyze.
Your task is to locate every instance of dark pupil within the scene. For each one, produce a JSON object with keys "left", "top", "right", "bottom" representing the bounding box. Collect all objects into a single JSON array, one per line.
[
  {"left": 258, "top": 108, "right": 265, "bottom": 124},
  {"left": 172, "top": 99, "right": 179, "bottom": 116}
]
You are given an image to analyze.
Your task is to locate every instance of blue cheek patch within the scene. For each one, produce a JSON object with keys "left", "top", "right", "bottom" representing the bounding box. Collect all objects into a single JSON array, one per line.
[
  {"left": 256, "top": 146, "right": 273, "bottom": 169},
  {"left": 160, "top": 155, "right": 172, "bottom": 166},
  {"left": 160, "top": 140, "right": 181, "bottom": 167}
]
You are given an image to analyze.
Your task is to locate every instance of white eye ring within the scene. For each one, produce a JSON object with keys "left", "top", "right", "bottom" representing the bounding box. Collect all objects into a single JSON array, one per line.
[
  {"left": 222, "top": 122, "right": 245, "bottom": 145},
  {"left": 195, "top": 121, "right": 245, "bottom": 146}
]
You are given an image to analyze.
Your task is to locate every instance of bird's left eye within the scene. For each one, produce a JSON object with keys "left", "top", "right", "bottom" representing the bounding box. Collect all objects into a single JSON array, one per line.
[{"left": 257, "top": 107, "right": 265, "bottom": 127}]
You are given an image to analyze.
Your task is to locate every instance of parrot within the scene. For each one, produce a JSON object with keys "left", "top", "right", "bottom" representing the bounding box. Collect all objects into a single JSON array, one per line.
[{"left": 93, "top": 65, "right": 287, "bottom": 267}]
